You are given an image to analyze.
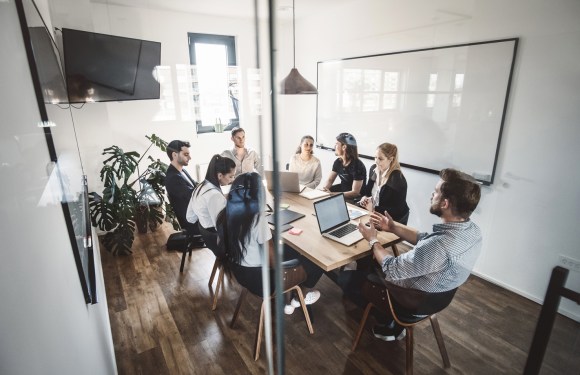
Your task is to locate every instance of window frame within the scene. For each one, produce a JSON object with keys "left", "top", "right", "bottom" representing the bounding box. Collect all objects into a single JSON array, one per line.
[{"left": 187, "top": 33, "right": 239, "bottom": 134}]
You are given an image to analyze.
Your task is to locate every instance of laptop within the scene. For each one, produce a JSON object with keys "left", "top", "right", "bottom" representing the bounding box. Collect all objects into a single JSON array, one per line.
[
  {"left": 264, "top": 170, "right": 305, "bottom": 193},
  {"left": 313, "top": 193, "right": 364, "bottom": 246}
]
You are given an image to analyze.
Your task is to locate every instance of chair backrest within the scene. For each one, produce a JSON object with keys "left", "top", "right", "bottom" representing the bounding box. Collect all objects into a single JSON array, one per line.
[
  {"left": 385, "top": 280, "right": 457, "bottom": 316},
  {"left": 363, "top": 272, "right": 457, "bottom": 317}
]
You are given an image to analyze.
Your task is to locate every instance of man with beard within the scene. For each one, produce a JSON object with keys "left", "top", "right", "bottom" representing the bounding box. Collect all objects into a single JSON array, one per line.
[
  {"left": 165, "top": 140, "right": 199, "bottom": 235},
  {"left": 357, "top": 168, "right": 482, "bottom": 341}
]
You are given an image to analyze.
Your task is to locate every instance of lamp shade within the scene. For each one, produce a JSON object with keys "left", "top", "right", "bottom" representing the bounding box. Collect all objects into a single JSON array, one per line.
[{"left": 280, "top": 68, "right": 317, "bottom": 95}]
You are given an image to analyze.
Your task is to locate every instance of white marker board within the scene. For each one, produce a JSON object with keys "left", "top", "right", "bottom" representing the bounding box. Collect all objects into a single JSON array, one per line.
[{"left": 316, "top": 38, "right": 518, "bottom": 184}]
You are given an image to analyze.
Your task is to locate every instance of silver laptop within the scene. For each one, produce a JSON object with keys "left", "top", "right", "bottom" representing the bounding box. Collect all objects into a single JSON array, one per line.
[
  {"left": 313, "top": 193, "right": 364, "bottom": 246},
  {"left": 264, "top": 170, "right": 305, "bottom": 193}
]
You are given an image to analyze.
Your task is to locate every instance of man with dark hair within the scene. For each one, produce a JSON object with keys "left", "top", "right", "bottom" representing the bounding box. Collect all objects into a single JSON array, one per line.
[
  {"left": 221, "top": 127, "right": 263, "bottom": 177},
  {"left": 165, "top": 140, "right": 199, "bottom": 234},
  {"left": 357, "top": 168, "right": 482, "bottom": 341}
]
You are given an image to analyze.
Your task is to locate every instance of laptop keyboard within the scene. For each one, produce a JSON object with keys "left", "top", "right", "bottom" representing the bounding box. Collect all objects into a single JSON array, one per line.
[{"left": 329, "top": 223, "right": 357, "bottom": 238}]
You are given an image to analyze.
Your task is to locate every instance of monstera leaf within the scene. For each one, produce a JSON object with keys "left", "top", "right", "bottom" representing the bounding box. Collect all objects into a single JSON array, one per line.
[
  {"left": 102, "top": 145, "right": 140, "bottom": 183},
  {"left": 88, "top": 192, "right": 117, "bottom": 231}
]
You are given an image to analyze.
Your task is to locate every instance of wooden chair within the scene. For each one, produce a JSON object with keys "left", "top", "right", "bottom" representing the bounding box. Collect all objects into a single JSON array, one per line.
[
  {"left": 230, "top": 260, "right": 314, "bottom": 361},
  {"left": 352, "top": 274, "right": 457, "bottom": 375},
  {"left": 198, "top": 224, "right": 226, "bottom": 310}
]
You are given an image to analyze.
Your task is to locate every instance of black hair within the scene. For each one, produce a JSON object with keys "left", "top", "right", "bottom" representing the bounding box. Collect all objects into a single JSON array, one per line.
[
  {"left": 166, "top": 140, "right": 190, "bottom": 161},
  {"left": 194, "top": 154, "right": 236, "bottom": 197},
  {"left": 224, "top": 172, "right": 264, "bottom": 265}
]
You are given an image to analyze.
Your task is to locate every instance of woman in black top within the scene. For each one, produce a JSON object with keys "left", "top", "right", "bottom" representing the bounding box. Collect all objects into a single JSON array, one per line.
[
  {"left": 322, "top": 132, "right": 366, "bottom": 200},
  {"left": 359, "top": 142, "right": 410, "bottom": 224}
]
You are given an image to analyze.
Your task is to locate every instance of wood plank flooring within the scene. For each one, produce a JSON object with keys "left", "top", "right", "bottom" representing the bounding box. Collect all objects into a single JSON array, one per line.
[{"left": 101, "top": 223, "right": 580, "bottom": 374}]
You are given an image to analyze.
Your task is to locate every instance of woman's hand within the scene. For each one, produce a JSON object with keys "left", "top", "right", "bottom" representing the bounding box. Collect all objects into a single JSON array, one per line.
[{"left": 358, "top": 196, "right": 370, "bottom": 208}]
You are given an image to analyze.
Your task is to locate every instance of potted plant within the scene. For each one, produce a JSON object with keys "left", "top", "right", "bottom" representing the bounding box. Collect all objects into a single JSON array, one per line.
[{"left": 89, "top": 134, "right": 180, "bottom": 255}]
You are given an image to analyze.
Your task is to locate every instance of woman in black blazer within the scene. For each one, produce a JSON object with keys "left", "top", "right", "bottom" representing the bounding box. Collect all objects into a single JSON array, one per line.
[{"left": 359, "top": 143, "right": 410, "bottom": 224}]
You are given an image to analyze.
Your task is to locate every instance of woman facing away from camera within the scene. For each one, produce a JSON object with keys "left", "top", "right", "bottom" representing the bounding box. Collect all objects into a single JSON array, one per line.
[
  {"left": 288, "top": 135, "right": 322, "bottom": 189},
  {"left": 186, "top": 154, "right": 236, "bottom": 230},
  {"left": 359, "top": 142, "right": 410, "bottom": 224},
  {"left": 223, "top": 172, "right": 324, "bottom": 315}
]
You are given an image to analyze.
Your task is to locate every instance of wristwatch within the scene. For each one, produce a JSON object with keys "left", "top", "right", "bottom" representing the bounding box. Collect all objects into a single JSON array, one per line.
[{"left": 368, "top": 239, "right": 379, "bottom": 249}]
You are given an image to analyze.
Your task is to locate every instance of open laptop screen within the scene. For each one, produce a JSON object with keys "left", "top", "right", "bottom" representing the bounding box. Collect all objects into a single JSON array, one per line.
[{"left": 314, "top": 194, "right": 350, "bottom": 233}]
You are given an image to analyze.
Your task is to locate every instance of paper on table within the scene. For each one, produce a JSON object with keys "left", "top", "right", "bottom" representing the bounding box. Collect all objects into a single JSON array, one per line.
[
  {"left": 348, "top": 208, "right": 368, "bottom": 220},
  {"left": 299, "top": 187, "right": 330, "bottom": 200}
]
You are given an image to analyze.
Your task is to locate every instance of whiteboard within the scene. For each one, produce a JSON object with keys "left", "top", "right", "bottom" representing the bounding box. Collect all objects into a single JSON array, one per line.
[{"left": 316, "top": 39, "right": 518, "bottom": 184}]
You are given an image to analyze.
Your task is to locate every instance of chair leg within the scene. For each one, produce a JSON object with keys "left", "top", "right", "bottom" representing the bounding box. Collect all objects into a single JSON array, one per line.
[
  {"left": 293, "top": 286, "right": 314, "bottom": 334},
  {"left": 352, "top": 303, "right": 374, "bottom": 351},
  {"left": 179, "top": 251, "right": 187, "bottom": 273},
  {"left": 208, "top": 258, "right": 219, "bottom": 287},
  {"left": 230, "top": 288, "right": 248, "bottom": 328},
  {"left": 430, "top": 314, "right": 451, "bottom": 368},
  {"left": 391, "top": 243, "right": 400, "bottom": 257},
  {"left": 405, "top": 326, "right": 414, "bottom": 375},
  {"left": 211, "top": 266, "right": 224, "bottom": 311},
  {"left": 254, "top": 301, "right": 265, "bottom": 361}
]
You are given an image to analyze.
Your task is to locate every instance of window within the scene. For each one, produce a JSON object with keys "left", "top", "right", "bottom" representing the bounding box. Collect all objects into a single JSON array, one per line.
[{"left": 188, "top": 33, "right": 239, "bottom": 133}]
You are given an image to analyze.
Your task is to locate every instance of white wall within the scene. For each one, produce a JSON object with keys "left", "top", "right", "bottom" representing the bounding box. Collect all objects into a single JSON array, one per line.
[
  {"left": 275, "top": 0, "right": 580, "bottom": 320},
  {"left": 0, "top": 1, "right": 116, "bottom": 374}
]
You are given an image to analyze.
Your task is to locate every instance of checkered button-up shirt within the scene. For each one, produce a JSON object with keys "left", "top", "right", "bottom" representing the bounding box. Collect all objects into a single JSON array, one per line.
[{"left": 381, "top": 220, "right": 482, "bottom": 292}]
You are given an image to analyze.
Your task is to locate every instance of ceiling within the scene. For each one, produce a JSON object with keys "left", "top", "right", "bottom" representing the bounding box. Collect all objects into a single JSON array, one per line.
[{"left": 89, "top": 0, "right": 352, "bottom": 19}]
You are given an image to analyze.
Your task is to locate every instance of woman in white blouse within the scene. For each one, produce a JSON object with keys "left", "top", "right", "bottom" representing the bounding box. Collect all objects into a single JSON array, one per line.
[{"left": 288, "top": 135, "right": 322, "bottom": 189}]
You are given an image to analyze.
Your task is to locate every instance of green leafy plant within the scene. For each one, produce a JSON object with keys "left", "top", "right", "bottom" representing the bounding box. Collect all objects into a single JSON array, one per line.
[{"left": 89, "top": 134, "right": 180, "bottom": 255}]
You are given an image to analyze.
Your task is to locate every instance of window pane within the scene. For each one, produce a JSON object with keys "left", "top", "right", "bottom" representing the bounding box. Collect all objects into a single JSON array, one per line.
[{"left": 196, "top": 43, "right": 233, "bottom": 126}]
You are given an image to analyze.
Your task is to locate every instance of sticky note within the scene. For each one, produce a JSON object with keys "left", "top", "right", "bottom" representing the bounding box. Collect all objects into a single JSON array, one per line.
[{"left": 289, "top": 228, "right": 303, "bottom": 235}]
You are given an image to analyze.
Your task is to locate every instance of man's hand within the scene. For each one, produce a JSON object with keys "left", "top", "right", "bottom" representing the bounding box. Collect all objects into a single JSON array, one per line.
[
  {"left": 370, "top": 210, "right": 395, "bottom": 232},
  {"left": 357, "top": 218, "right": 377, "bottom": 241}
]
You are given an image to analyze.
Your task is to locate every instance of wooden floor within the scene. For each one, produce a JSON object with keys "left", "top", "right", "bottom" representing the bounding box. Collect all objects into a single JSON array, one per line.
[{"left": 101, "top": 223, "right": 580, "bottom": 375}]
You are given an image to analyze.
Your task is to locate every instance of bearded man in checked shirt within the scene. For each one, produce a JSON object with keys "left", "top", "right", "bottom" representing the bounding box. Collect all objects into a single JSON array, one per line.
[{"left": 357, "top": 168, "right": 482, "bottom": 341}]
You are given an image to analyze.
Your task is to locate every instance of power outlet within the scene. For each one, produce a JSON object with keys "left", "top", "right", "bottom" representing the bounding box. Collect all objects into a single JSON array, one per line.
[{"left": 558, "top": 255, "right": 580, "bottom": 273}]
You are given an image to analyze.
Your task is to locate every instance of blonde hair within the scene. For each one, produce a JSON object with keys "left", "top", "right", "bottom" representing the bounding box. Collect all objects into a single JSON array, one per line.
[{"left": 376, "top": 143, "right": 401, "bottom": 186}]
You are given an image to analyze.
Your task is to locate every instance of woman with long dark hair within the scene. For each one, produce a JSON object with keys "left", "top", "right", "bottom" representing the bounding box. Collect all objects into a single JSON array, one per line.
[
  {"left": 322, "top": 132, "right": 366, "bottom": 200},
  {"left": 224, "top": 172, "right": 323, "bottom": 314}
]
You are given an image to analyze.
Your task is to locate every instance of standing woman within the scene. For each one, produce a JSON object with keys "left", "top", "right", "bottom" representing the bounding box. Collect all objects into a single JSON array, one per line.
[
  {"left": 288, "top": 135, "right": 322, "bottom": 189},
  {"left": 359, "top": 143, "right": 410, "bottom": 224},
  {"left": 322, "top": 132, "right": 366, "bottom": 200},
  {"left": 186, "top": 154, "right": 236, "bottom": 230}
]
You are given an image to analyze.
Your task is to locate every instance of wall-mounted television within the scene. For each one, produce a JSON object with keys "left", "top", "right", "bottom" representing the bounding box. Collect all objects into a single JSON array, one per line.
[{"left": 62, "top": 28, "right": 161, "bottom": 103}]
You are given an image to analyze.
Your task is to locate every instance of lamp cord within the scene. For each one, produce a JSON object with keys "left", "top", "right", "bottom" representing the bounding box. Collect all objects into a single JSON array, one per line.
[{"left": 293, "top": 0, "right": 296, "bottom": 68}]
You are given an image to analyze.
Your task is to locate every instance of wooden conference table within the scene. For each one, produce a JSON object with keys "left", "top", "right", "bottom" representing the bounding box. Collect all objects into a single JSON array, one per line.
[{"left": 271, "top": 192, "right": 401, "bottom": 272}]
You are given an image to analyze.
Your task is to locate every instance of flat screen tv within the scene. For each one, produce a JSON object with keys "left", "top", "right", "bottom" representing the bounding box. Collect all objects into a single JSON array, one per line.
[{"left": 62, "top": 28, "right": 161, "bottom": 103}]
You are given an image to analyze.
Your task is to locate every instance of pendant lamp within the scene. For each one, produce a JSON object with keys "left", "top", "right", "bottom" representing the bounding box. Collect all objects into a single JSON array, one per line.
[{"left": 280, "top": 0, "right": 317, "bottom": 94}]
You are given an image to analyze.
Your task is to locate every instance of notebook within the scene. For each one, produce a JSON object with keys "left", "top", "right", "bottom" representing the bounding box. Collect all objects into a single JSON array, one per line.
[
  {"left": 313, "top": 193, "right": 364, "bottom": 246},
  {"left": 264, "top": 170, "right": 306, "bottom": 193},
  {"left": 299, "top": 187, "right": 330, "bottom": 200},
  {"left": 266, "top": 209, "right": 305, "bottom": 227}
]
